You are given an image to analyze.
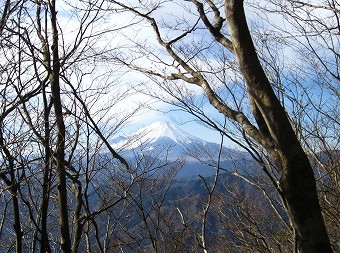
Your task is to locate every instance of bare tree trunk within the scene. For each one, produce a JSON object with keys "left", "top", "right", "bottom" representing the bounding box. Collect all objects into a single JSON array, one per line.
[
  {"left": 0, "top": 128, "right": 22, "bottom": 253},
  {"left": 71, "top": 180, "right": 84, "bottom": 253},
  {"left": 0, "top": 0, "right": 11, "bottom": 36},
  {"left": 48, "top": 1, "right": 72, "bottom": 252},
  {"left": 11, "top": 181, "right": 22, "bottom": 253},
  {"left": 40, "top": 84, "right": 52, "bottom": 253},
  {"left": 0, "top": 1, "right": 23, "bottom": 251},
  {"left": 224, "top": 1, "right": 332, "bottom": 252}
]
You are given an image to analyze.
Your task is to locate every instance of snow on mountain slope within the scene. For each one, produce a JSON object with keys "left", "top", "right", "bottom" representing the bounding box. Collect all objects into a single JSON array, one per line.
[
  {"left": 110, "top": 120, "right": 247, "bottom": 164},
  {"left": 134, "top": 121, "right": 204, "bottom": 145},
  {"left": 111, "top": 121, "right": 209, "bottom": 155},
  {"left": 111, "top": 121, "right": 252, "bottom": 178}
]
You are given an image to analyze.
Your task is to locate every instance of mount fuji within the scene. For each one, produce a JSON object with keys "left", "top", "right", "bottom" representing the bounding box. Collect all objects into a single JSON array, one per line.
[
  {"left": 112, "top": 121, "right": 221, "bottom": 159},
  {"left": 111, "top": 121, "right": 249, "bottom": 178}
]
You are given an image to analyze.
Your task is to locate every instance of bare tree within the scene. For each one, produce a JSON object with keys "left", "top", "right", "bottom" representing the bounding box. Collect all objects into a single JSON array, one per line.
[
  {"left": 0, "top": 0, "right": 137, "bottom": 252},
  {"left": 106, "top": 0, "right": 338, "bottom": 252},
  {"left": 1, "top": 0, "right": 338, "bottom": 252}
]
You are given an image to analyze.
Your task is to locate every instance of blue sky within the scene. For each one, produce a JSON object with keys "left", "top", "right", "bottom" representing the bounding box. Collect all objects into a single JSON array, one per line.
[{"left": 54, "top": 0, "right": 338, "bottom": 151}]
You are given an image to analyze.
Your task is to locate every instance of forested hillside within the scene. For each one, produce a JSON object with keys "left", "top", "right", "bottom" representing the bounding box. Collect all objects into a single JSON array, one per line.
[{"left": 0, "top": 0, "right": 338, "bottom": 252}]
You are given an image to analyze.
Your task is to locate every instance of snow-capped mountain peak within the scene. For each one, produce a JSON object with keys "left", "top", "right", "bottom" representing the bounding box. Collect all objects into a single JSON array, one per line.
[
  {"left": 110, "top": 121, "right": 247, "bottom": 178},
  {"left": 111, "top": 121, "right": 204, "bottom": 152},
  {"left": 111, "top": 120, "right": 241, "bottom": 165},
  {"left": 137, "top": 121, "right": 201, "bottom": 144}
]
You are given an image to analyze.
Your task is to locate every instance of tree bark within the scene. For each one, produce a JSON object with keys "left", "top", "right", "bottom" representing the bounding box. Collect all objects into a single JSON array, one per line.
[
  {"left": 224, "top": 1, "right": 332, "bottom": 252},
  {"left": 40, "top": 84, "right": 52, "bottom": 253},
  {"left": 49, "top": 1, "right": 72, "bottom": 252},
  {"left": 0, "top": 128, "right": 22, "bottom": 253}
]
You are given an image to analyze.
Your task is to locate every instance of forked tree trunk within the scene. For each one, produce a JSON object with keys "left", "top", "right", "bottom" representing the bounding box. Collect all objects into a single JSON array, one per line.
[{"left": 224, "top": 1, "right": 332, "bottom": 252}]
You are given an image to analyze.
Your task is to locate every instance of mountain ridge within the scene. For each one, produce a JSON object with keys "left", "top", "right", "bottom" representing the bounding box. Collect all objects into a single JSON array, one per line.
[
  {"left": 111, "top": 121, "right": 210, "bottom": 156},
  {"left": 110, "top": 120, "right": 254, "bottom": 179},
  {"left": 111, "top": 120, "right": 246, "bottom": 161}
]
